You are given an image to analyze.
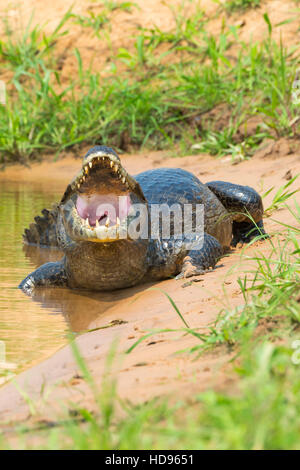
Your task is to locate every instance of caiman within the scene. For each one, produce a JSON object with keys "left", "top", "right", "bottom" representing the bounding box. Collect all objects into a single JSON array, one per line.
[{"left": 19, "top": 145, "right": 267, "bottom": 293}]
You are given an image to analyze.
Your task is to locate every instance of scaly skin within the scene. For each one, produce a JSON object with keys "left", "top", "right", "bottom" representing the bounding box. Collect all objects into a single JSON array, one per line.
[{"left": 19, "top": 146, "right": 267, "bottom": 293}]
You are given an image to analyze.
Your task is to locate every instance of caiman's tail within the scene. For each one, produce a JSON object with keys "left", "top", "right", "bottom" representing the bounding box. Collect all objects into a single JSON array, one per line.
[{"left": 23, "top": 204, "right": 60, "bottom": 248}]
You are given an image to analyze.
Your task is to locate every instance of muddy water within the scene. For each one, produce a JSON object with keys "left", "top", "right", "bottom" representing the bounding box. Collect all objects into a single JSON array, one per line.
[{"left": 0, "top": 180, "right": 130, "bottom": 382}]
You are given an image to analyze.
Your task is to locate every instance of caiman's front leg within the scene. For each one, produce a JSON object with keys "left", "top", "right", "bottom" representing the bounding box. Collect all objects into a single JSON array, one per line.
[
  {"left": 147, "top": 233, "right": 223, "bottom": 281},
  {"left": 176, "top": 233, "right": 223, "bottom": 279},
  {"left": 19, "top": 259, "right": 67, "bottom": 295}
]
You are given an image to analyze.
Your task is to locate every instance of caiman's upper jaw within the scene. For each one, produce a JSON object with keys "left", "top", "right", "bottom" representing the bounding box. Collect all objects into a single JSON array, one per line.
[
  {"left": 75, "top": 151, "right": 126, "bottom": 192},
  {"left": 61, "top": 149, "right": 146, "bottom": 242}
]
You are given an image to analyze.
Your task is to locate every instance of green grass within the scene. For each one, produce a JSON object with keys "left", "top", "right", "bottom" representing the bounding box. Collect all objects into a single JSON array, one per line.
[
  {"left": 3, "top": 333, "right": 300, "bottom": 449},
  {"left": 0, "top": 6, "right": 299, "bottom": 163},
  {"left": 72, "top": 11, "right": 110, "bottom": 37},
  {"left": 0, "top": 10, "right": 72, "bottom": 74},
  {"left": 263, "top": 174, "right": 300, "bottom": 215},
  {"left": 221, "top": 0, "right": 261, "bottom": 13},
  {"left": 99, "top": 0, "right": 138, "bottom": 13},
  {"left": 71, "top": 1, "right": 138, "bottom": 37}
]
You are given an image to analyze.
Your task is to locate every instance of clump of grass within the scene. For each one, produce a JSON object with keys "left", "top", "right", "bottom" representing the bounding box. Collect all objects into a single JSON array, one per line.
[
  {"left": 72, "top": 11, "right": 110, "bottom": 37},
  {"left": 100, "top": 0, "right": 137, "bottom": 13},
  {"left": 221, "top": 0, "right": 261, "bottom": 14},
  {"left": 263, "top": 174, "right": 300, "bottom": 216},
  {"left": 142, "top": 3, "right": 207, "bottom": 51},
  {"left": 0, "top": 10, "right": 72, "bottom": 74},
  {"left": 70, "top": 1, "right": 138, "bottom": 38},
  {"left": 191, "top": 126, "right": 266, "bottom": 160}
]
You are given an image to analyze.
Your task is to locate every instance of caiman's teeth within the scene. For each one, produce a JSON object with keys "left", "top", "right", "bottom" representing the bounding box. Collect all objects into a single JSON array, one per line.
[
  {"left": 105, "top": 217, "right": 110, "bottom": 228},
  {"left": 77, "top": 183, "right": 80, "bottom": 189},
  {"left": 114, "top": 164, "right": 119, "bottom": 172},
  {"left": 96, "top": 219, "right": 99, "bottom": 227},
  {"left": 116, "top": 217, "right": 120, "bottom": 226},
  {"left": 122, "top": 176, "right": 126, "bottom": 184},
  {"left": 110, "top": 161, "right": 114, "bottom": 168},
  {"left": 85, "top": 218, "right": 89, "bottom": 227},
  {"left": 84, "top": 167, "right": 89, "bottom": 174},
  {"left": 89, "top": 162, "right": 93, "bottom": 168}
]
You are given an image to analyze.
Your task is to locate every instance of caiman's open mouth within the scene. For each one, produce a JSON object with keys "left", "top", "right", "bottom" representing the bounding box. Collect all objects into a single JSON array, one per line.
[
  {"left": 60, "top": 148, "right": 146, "bottom": 242},
  {"left": 76, "top": 192, "right": 131, "bottom": 227}
]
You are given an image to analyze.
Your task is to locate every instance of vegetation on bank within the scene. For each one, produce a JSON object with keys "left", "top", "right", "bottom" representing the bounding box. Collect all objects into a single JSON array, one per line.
[
  {"left": 0, "top": 2, "right": 299, "bottom": 163},
  {"left": 221, "top": 0, "right": 261, "bottom": 14}
]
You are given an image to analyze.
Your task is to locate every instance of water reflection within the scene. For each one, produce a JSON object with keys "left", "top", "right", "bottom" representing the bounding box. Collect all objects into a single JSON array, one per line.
[
  {"left": 0, "top": 180, "right": 69, "bottom": 374},
  {"left": 23, "top": 244, "right": 63, "bottom": 266},
  {"left": 0, "top": 179, "right": 142, "bottom": 376},
  {"left": 27, "top": 284, "right": 146, "bottom": 332},
  {"left": 22, "top": 234, "right": 148, "bottom": 332}
]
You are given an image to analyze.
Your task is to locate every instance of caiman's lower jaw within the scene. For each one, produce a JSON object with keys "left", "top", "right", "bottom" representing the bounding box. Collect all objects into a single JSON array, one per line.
[
  {"left": 74, "top": 191, "right": 132, "bottom": 241},
  {"left": 62, "top": 152, "right": 143, "bottom": 242}
]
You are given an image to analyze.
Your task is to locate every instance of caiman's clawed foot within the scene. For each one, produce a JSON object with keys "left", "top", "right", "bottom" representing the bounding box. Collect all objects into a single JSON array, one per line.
[{"left": 176, "top": 233, "right": 223, "bottom": 279}]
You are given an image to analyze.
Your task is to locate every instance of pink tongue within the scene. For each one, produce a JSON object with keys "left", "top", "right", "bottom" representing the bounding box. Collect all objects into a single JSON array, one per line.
[{"left": 76, "top": 194, "right": 131, "bottom": 226}]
